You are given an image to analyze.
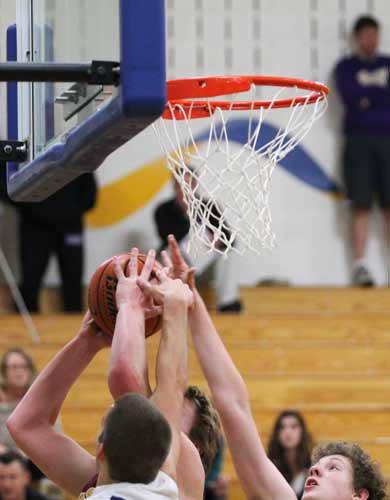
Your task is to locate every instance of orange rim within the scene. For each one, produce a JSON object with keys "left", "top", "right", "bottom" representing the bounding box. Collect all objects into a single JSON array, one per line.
[{"left": 163, "top": 75, "right": 329, "bottom": 119}]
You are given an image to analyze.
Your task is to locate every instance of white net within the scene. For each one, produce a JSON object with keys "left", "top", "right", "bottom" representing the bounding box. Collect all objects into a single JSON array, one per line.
[{"left": 154, "top": 82, "right": 328, "bottom": 256}]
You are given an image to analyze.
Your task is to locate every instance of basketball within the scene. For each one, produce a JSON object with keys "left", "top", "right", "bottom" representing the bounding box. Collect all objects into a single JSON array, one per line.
[{"left": 88, "top": 253, "right": 163, "bottom": 337}]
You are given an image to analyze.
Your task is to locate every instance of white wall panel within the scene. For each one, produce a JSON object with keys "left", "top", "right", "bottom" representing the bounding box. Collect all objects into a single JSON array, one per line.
[{"left": 1, "top": 0, "right": 390, "bottom": 286}]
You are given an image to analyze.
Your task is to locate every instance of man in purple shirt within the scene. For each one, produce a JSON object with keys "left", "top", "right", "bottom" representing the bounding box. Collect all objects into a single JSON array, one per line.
[{"left": 335, "top": 15, "right": 390, "bottom": 286}]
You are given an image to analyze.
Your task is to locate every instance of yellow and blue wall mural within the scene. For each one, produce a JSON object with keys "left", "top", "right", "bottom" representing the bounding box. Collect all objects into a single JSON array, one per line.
[{"left": 87, "top": 119, "right": 343, "bottom": 229}]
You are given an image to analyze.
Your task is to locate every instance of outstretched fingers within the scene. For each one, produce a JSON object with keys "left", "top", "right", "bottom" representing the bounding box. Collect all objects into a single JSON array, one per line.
[
  {"left": 168, "top": 234, "right": 186, "bottom": 267},
  {"left": 127, "top": 247, "right": 139, "bottom": 279},
  {"left": 140, "top": 249, "right": 156, "bottom": 281},
  {"left": 113, "top": 256, "right": 125, "bottom": 280},
  {"left": 161, "top": 250, "right": 173, "bottom": 270}
]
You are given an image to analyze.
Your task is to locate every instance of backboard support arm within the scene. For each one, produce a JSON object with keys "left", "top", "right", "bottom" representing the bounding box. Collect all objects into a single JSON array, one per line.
[{"left": 0, "top": 61, "right": 120, "bottom": 85}]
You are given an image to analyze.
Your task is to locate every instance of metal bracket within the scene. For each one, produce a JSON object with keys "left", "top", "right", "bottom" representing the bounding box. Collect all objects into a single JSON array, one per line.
[
  {"left": 89, "top": 61, "right": 120, "bottom": 86},
  {"left": 0, "top": 141, "right": 28, "bottom": 162},
  {"left": 55, "top": 82, "right": 104, "bottom": 121}
]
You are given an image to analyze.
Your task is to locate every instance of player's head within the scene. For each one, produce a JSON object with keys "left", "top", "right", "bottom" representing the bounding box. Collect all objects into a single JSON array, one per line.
[
  {"left": 268, "top": 410, "right": 313, "bottom": 482},
  {"left": 97, "top": 393, "right": 172, "bottom": 484},
  {"left": 302, "top": 441, "right": 386, "bottom": 500},
  {"left": 353, "top": 15, "right": 380, "bottom": 58},
  {"left": 0, "top": 451, "right": 30, "bottom": 500},
  {"left": 182, "top": 385, "right": 221, "bottom": 474},
  {"left": 0, "top": 348, "right": 36, "bottom": 394}
]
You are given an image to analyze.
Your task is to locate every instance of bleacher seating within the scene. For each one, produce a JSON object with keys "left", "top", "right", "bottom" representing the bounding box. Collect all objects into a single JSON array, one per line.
[{"left": 1, "top": 287, "right": 389, "bottom": 499}]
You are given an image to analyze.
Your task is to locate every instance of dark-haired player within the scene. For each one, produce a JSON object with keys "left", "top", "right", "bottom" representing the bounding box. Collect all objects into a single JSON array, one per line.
[
  {"left": 7, "top": 249, "right": 194, "bottom": 499},
  {"left": 108, "top": 248, "right": 221, "bottom": 500}
]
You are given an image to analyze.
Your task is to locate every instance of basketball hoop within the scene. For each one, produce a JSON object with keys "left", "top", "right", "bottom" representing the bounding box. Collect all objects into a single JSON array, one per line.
[{"left": 154, "top": 75, "right": 329, "bottom": 256}]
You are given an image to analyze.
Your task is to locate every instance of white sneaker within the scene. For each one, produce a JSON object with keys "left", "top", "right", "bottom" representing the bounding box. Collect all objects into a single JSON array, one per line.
[{"left": 352, "top": 265, "right": 375, "bottom": 287}]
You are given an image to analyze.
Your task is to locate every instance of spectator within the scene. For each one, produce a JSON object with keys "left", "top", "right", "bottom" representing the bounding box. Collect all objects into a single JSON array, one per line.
[
  {"left": 335, "top": 15, "right": 390, "bottom": 286},
  {"left": 0, "top": 348, "right": 36, "bottom": 450},
  {"left": 268, "top": 410, "right": 313, "bottom": 499},
  {"left": 0, "top": 349, "right": 61, "bottom": 496},
  {"left": 0, "top": 169, "right": 97, "bottom": 312},
  {"left": 18, "top": 174, "right": 97, "bottom": 312},
  {"left": 0, "top": 450, "right": 47, "bottom": 500},
  {"left": 154, "top": 174, "right": 242, "bottom": 313}
]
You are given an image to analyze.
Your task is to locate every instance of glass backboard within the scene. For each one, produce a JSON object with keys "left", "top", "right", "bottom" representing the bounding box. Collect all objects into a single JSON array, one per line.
[
  {"left": 30, "top": 0, "right": 120, "bottom": 158},
  {"left": 7, "top": 0, "right": 166, "bottom": 201}
]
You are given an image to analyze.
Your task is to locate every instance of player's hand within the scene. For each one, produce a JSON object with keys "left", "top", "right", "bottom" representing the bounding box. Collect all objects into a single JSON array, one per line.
[
  {"left": 78, "top": 310, "right": 112, "bottom": 350},
  {"left": 113, "top": 248, "right": 161, "bottom": 319},
  {"left": 161, "top": 234, "right": 196, "bottom": 290},
  {"left": 114, "top": 248, "right": 146, "bottom": 308},
  {"left": 137, "top": 267, "right": 194, "bottom": 308}
]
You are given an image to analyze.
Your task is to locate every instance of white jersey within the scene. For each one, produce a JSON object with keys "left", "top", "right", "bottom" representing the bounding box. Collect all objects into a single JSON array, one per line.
[{"left": 83, "top": 472, "right": 179, "bottom": 500}]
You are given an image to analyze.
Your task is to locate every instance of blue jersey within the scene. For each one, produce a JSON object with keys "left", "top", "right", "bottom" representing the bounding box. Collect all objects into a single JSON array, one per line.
[{"left": 335, "top": 54, "right": 390, "bottom": 135}]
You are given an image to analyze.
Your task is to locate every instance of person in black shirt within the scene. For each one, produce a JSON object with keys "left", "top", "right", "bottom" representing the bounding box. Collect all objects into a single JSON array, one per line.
[
  {"left": 154, "top": 174, "right": 242, "bottom": 313},
  {"left": 18, "top": 174, "right": 97, "bottom": 312},
  {"left": 0, "top": 166, "right": 97, "bottom": 312}
]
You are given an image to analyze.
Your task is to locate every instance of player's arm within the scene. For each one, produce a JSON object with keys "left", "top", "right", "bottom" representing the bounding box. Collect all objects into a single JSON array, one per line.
[
  {"left": 189, "top": 291, "right": 296, "bottom": 500},
  {"left": 7, "top": 313, "right": 111, "bottom": 496},
  {"left": 138, "top": 272, "right": 193, "bottom": 483},
  {"left": 165, "top": 236, "right": 296, "bottom": 500},
  {"left": 176, "top": 434, "right": 205, "bottom": 500},
  {"left": 108, "top": 249, "right": 160, "bottom": 398}
]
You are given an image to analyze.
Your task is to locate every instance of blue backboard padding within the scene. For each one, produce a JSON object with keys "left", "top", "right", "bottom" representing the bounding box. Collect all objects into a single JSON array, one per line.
[
  {"left": 8, "top": 95, "right": 162, "bottom": 201},
  {"left": 7, "top": 0, "right": 166, "bottom": 202},
  {"left": 120, "top": 0, "right": 166, "bottom": 117}
]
